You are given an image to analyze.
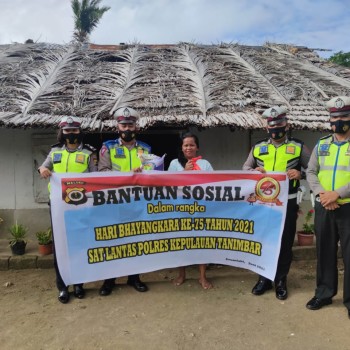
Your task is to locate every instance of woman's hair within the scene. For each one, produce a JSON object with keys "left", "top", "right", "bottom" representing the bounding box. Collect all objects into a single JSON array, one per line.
[{"left": 178, "top": 132, "right": 200, "bottom": 168}]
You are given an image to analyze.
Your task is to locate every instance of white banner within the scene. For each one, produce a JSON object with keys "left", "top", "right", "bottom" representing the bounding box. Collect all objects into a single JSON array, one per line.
[{"left": 50, "top": 171, "right": 288, "bottom": 285}]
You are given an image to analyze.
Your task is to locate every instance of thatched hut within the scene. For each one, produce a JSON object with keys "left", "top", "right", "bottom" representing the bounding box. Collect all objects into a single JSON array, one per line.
[{"left": 0, "top": 42, "right": 349, "bottom": 235}]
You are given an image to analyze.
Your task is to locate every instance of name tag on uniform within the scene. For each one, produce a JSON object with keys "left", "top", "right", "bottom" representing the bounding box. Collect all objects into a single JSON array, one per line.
[
  {"left": 75, "top": 154, "right": 86, "bottom": 164},
  {"left": 53, "top": 153, "right": 62, "bottom": 163},
  {"left": 115, "top": 147, "right": 126, "bottom": 158},
  {"left": 319, "top": 144, "right": 330, "bottom": 156},
  {"left": 259, "top": 145, "right": 268, "bottom": 155},
  {"left": 286, "top": 146, "right": 295, "bottom": 154}
]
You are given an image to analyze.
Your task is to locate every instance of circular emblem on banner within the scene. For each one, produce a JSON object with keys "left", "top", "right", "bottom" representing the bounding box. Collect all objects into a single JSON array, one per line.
[
  {"left": 64, "top": 188, "right": 87, "bottom": 205},
  {"left": 255, "top": 177, "right": 280, "bottom": 202},
  {"left": 335, "top": 98, "right": 345, "bottom": 109}
]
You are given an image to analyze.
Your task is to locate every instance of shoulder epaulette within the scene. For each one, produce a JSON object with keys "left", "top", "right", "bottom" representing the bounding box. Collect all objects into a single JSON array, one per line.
[
  {"left": 289, "top": 137, "right": 304, "bottom": 146},
  {"left": 103, "top": 139, "right": 119, "bottom": 150},
  {"left": 255, "top": 138, "right": 269, "bottom": 146},
  {"left": 50, "top": 142, "right": 63, "bottom": 148},
  {"left": 83, "top": 144, "right": 96, "bottom": 152},
  {"left": 320, "top": 134, "right": 333, "bottom": 141},
  {"left": 137, "top": 140, "right": 152, "bottom": 152}
]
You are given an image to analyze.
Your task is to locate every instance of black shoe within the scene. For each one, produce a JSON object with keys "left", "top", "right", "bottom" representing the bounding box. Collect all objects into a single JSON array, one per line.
[
  {"left": 127, "top": 279, "right": 148, "bottom": 292},
  {"left": 99, "top": 280, "right": 114, "bottom": 296},
  {"left": 252, "top": 279, "right": 272, "bottom": 295},
  {"left": 58, "top": 290, "right": 69, "bottom": 304},
  {"left": 73, "top": 285, "right": 85, "bottom": 299},
  {"left": 275, "top": 279, "right": 288, "bottom": 300},
  {"left": 306, "top": 296, "right": 332, "bottom": 310}
]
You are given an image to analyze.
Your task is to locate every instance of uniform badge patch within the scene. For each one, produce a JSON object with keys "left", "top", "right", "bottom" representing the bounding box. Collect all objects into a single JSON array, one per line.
[
  {"left": 319, "top": 144, "right": 330, "bottom": 156},
  {"left": 115, "top": 147, "right": 126, "bottom": 158},
  {"left": 286, "top": 146, "right": 295, "bottom": 154},
  {"left": 259, "top": 145, "right": 268, "bottom": 155},
  {"left": 75, "top": 154, "right": 86, "bottom": 164},
  {"left": 53, "top": 153, "right": 62, "bottom": 163}
]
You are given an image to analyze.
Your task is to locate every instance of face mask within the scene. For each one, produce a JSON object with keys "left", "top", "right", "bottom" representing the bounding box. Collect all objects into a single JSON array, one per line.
[
  {"left": 120, "top": 130, "right": 136, "bottom": 142},
  {"left": 64, "top": 133, "right": 82, "bottom": 144},
  {"left": 330, "top": 120, "right": 350, "bottom": 134},
  {"left": 268, "top": 126, "right": 286, "bottom": 140}
]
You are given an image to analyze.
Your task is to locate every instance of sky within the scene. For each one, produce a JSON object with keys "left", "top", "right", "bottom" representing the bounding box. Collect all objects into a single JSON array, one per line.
[{"left": 0, "top": 0, "right": 349, "bottom": 58}]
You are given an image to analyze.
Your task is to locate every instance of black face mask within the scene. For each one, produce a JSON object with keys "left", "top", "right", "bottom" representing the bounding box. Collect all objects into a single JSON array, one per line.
[
  {"left": 120, "top": 130, "right": 136, "bottom": 142},
  {"left": 330, "top": 120, "right": 350, "bottom": 134},
  {"left": 268, "top": 126, "right": 287, "bottom": 140},
  {"left": 64, "top": 133, "right": 82, "bottom": 144}
]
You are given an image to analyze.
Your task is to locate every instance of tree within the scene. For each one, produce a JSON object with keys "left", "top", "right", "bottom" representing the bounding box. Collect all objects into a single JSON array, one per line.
[
  {"left": 328, "top": 51, "right": 350, "bottom": 68},
  {"left": 71, "top": 0, "right": 110, "bottom": 43}
]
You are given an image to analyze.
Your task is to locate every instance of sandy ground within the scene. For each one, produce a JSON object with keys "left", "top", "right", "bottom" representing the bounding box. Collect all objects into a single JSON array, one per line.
[{"left": 0, "top": 261, "right": 349, "bottom": 350}]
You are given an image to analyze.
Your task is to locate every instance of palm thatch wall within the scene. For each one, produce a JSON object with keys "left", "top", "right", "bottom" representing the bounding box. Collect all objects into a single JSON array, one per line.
[{"left": 0, "top": 42, "right": 349, "bottom": 131}]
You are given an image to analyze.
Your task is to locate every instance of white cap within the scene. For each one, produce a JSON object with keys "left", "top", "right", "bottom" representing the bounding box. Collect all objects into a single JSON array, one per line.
[
  {"left": 58, "top": 116, "right": 81, "bottom": 129},
  {"left": 113, "top": 107, "right": 139, "bottom": 124},
  {"left": 262, "top": 106, "right": 288, "bottom": 126},
  {"left": 326, "top": 96, "right": 350, "bottom": 117}
]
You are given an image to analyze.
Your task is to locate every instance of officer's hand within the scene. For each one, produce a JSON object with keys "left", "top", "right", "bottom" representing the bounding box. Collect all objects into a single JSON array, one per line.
[
  {"left": 133, "top": 167, "right": 142, "bottom": 173},
  {"left": 319, "top": 191, "right": 340, "bottom": 207},
  {"left": 287, "top": 169, "right": 301, "bottom": 180},
  {"left": 184, "top": 161, "right": 194, "bottom": 171},
  {"left": 254, "top": 167, "right": 266, "bottom": 173},
  {"left": 324, "top": 202, "right": 340, "bottom": 211},
  {"left": 39, "top": 167, "right": 52, "bottom": 179}
]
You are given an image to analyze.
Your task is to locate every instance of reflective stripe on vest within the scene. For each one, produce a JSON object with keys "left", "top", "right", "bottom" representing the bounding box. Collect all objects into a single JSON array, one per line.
[
  {"left": 253, "top": 140, "right": 302, "bottom": 192},
  {"left": 110, "top": 145, "right": 149, "bottom": 171},
  {"left": 317, "top": 136, "right": 350, "bottom": 204}
]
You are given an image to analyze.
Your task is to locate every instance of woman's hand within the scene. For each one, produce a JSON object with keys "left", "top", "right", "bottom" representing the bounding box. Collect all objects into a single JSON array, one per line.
[
  {"left": 184, "top": 160, "right": 194, "bottom": 171},
  {"left": 133, "top": 167, "right": 143, "bottom": 173},
  {"left": 39, "top": 167, "right": 52, "bottom": 179}
]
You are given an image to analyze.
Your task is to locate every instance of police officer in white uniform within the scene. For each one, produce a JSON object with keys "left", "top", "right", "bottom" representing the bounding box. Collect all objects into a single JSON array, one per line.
[
  {"left": 39, "top": 116, "right": 97, "bottom": 303},
  {"left": 306, "top": 96, "right": 350, "bottom": 318},
  {"left": 243, "top": 106, "right": 310, "bottom": 300}
]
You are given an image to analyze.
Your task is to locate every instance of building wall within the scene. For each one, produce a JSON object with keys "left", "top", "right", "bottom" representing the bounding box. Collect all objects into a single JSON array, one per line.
[{"left": 0, "top": 127, "right": 327, "bottom": 238}]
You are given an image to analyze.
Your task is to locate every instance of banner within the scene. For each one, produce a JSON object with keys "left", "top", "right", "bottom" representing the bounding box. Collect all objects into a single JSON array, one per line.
[{"left": 50, "top": 171, "right": 288, "bottom": 285}]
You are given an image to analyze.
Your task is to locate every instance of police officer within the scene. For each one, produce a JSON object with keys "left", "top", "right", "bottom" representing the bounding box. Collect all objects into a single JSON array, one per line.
[
  {"left": 39, "top": 116, "right": 98, "bottom": 303},
  {"left": 243, "top": 106, "right": 310, "bottom": 300},
  {"left": 98, "top": 107, "right": 150, "bottom": 296},
  {"left": 306, "top": 96, "right": 350, "bottom": 318}
]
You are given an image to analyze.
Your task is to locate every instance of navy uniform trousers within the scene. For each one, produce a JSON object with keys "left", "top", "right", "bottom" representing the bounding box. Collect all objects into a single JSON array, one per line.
[
  {"left": 260, "top": 197, "right": 299, "bottom": 283},
  {"left": 314, "top": 201, "right": 350, "bottom": 309}
]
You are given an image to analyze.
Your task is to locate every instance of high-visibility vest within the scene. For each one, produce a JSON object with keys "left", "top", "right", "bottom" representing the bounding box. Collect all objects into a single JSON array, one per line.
[
  {"left": 51, "top": 149, "right": 91, "bottom": 173},
  {"left": 253, "top": 138, "right": 303, "bottom": 194},
  {"left": 104, "top": 140, "right": 151, "bottom": 172},
  {"left": 317, "top": 135, "right": 350, "bottom": 204},
  {"left": 48, "top": 144, "right": 94, "bottom": 192}
]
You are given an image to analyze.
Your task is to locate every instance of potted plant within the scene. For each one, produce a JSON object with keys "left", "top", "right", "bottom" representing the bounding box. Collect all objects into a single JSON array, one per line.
[
  {"left": 36, "top": 227, "right": 53, "bottom": 255},
  {"left": 8, "top": 222, "right": 28, "bottom": 255},
  {"left": 297, "top": 209, "right": 315, "bottom": 246}
]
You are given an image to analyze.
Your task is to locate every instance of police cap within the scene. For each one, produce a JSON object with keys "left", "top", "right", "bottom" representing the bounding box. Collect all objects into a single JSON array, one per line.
[
  {"left": 262, "top": 106, "right": 288, "bottom": 126},
  {"left": 326, "top": 96, "right": 350, "bottom": 117},
  {"left": 114, "top": 107, "right": 139, "bottom": 124},
  {"left": 58, "top": 116, "right": 81, "bottom": 129}
]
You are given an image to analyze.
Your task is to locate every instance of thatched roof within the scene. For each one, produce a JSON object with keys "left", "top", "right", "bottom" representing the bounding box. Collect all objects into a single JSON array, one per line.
[{"left": 0, "top": 42, "right": 350, "bottom": 131}]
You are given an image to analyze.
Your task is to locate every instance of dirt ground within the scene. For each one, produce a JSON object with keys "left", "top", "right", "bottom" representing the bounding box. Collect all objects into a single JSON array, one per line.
[{"left": 0, "top": 261, "right": 349, "bottom": 350}]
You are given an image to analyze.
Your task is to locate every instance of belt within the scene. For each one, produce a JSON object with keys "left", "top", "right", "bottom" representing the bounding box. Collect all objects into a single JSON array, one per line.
[{"left": 288, "top": 193, "right": 298, "bottom": 199}]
